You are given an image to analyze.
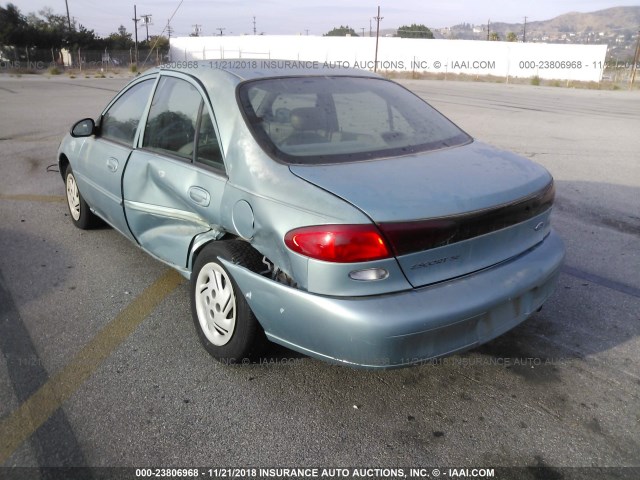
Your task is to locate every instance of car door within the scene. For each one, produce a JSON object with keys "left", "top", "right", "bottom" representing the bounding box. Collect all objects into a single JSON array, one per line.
[
  {"left": 74, "top": 77, "right": 156, "bottom": 238},
  {"left": 122, "top": 73, "right": 227, "bottom": 270}
]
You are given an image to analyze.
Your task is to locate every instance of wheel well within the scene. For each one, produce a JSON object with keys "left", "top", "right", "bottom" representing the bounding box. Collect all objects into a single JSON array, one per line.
[
  {"left": 190, "top": 236, "right": 298, "bottom": 288},
  {"left": 58, "top": 154, "right": 69, "bottom": 181},
  {"left": 190, "top": 234, "right": 240, "bottom": 271}
]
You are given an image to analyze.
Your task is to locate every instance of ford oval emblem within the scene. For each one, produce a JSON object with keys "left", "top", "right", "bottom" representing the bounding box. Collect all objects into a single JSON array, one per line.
[{"left": 534, "top": 222, "right": 545, "bottom": 231}]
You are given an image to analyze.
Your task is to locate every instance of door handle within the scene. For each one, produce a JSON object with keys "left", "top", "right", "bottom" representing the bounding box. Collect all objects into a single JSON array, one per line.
[
  {"left": 188, "top": 186, "right": 210, "bottom": 207},
  {"left": 106, "top": 157, "right": 119, "bottom": 172}
]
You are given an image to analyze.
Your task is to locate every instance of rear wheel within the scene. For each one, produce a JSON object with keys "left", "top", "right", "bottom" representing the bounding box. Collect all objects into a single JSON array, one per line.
[
  {"left": 64, "top": 165, "right": 100, "bottom": 229},
  {"left": 190, "top": 241, "right": 266, "bottom": 363}
]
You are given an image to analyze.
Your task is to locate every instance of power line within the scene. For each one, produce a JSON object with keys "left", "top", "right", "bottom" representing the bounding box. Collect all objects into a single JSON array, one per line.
[{"left": 141, "top": 0, "right": 183, "bottom": 66}]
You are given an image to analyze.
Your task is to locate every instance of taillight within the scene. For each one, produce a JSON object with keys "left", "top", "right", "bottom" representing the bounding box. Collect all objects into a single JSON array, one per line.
[
  {"left": 284, "top": 224, "right": 391, "bottom": 263},
  {"left": 378, "top": 219, "right": 458, "bottom": 256}
]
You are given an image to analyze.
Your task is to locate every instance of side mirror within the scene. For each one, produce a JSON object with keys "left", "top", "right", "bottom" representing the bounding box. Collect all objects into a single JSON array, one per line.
[{"left": 70, "top": 118, "right": 95, "bottom": 137}]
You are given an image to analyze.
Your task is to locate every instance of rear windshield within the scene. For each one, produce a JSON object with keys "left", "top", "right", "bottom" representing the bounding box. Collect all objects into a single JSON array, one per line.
[{"left": 238, "top": 76, "right": 471, "bottom": 164}]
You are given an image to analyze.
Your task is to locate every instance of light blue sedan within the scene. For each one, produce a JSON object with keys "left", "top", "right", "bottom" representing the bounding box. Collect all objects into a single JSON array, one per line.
[{"left": 58, "top": 61, "right": 565, "bottom": 368}]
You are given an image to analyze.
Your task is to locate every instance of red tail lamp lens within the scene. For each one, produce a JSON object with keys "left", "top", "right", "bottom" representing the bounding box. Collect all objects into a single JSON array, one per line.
[{"left": 285, "top": 225, "right": 391, "bottom": 263}]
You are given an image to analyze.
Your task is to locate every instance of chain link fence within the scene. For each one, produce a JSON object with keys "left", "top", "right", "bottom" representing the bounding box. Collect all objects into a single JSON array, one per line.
[{"left": 0, "top": 46, "right": 169, "bottom": 72}]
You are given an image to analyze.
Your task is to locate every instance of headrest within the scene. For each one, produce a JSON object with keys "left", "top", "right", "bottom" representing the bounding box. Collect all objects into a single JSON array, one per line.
[{"left": 290, "top": 107, "right": 328, "bottom": 131}]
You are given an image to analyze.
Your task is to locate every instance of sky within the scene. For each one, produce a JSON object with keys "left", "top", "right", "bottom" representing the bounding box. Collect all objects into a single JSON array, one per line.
[{"left": 12, "top": 0, "right": 640, "bottom": 38}]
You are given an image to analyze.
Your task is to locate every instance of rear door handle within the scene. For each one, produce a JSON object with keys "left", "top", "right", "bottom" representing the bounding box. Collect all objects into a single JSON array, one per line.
[{"left": 188, "top": 186, "right": 210, "bottom": 207}]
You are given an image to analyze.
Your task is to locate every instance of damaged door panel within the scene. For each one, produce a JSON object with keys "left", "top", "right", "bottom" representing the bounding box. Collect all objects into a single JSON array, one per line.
[
  {"left": 122, "top": 74, "right": 227, "bottom": 269},
  {"left": 123, "top": 150, "right": 226, "bottom": 270}
]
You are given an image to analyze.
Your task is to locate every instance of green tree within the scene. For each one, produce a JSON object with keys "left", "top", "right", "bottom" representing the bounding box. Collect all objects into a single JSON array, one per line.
[
  {"left": 27, "top": 7, "right": 69, "bottom": 32},
  {"left": 0, "top": 3, "right": 151, "bottom": 54},
  {"left": 0, "top": 3, "right": 90, "bottom": 65},
  {"left": 105, "top": 25, "right": 134, "bottom": 49},
  {"left": 489, "top": 32, "right": 500, "bottom": 41},
  {"left": 397, "top": 24, "right": 434, "bottom": 39},
  {"left": 25, "top": 7, "right": 73, "bottom": 49},
  {"left": 68, "top": 25, "right": 103, "bottom": 50},
  {"left": 324, "top": 25, "right": 358, "bottom": 36},
  {"left": 140, "top": 35, "right": 169, "bottom": 51},
  {"left": 0, "top": 3, "right": 29, "bottom": 47},
  {"left": 506, "top": 31, "right": 518, "bottom": 42}
]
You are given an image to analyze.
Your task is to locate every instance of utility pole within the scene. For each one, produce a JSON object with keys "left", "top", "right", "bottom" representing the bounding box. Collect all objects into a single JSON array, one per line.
[
  {"left": 630, "top": 29, "right": 640, "bottom": 90},
  {"left": 486, "top": 19, "right": 490, "bottom": 41},
  {"left": 369, "top": 19, "right": 372, "bottom": 37},
  {"left": 166, "top": 20, "right": 173, "bottom": 62},
  {"left": 141, "top": 14, "right": 152, "bottom": 42},
  {"left": 523, "top": 16, "right": 527, "bottom": 43},
  {"left": 133, "top": 5, "right": 139, "bottom": 67},
  {"left": 253, "top": 16, "right": 257, "bottom": 35},
  {"left": 373, "top": 6, "right": 383, "bottom": 72},
  {"left": 216, "top": 27, "right": 225, "bottom": 36},
  {"left": 361, "top": 27, "right": 365, "bottom": 37},
  {"left": 64, "top": 0, "right": 72, "bottom": 30},
  {"left": 192, "top": 24, "right": 202, "bottom": 36},
  {"left": 305, "top": 29, "right": 309, "bottom": 35}
]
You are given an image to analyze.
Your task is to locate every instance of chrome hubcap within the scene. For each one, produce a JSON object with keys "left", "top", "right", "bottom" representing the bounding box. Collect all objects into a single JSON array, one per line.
[
  {"left": 66, "top": 173, "right": 81, "bottom": 221},
  {"left": 195, "top": 262, "right": 236, "bottom": 346}
]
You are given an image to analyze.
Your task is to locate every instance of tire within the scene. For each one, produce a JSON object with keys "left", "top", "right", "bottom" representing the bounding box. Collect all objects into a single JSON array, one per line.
[
  {"left": 190, "top": 240, "right": 266, "bottom": 363},
  {"left": 64, "top": 165, "right": 100, "bottom": 229}
]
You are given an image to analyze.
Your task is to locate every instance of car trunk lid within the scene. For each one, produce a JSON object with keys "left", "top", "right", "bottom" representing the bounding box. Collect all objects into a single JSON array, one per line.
[{"left": 289, "top": 141, "right": 555, "bottom": 287}]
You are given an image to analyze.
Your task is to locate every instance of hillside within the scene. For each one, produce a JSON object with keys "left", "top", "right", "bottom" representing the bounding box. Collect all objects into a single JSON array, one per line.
[
  {"left": 443, "top": 6, "right": 639, "bottom": 60},
  {"left": 525, "top": 6, "right": 640, "bottom": 35},
  {"left": 488, "top": 6, "right": 640, "bottom": 38}
]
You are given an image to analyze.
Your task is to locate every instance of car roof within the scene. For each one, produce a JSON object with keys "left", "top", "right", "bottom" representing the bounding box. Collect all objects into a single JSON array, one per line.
[{"left": 146, "top": 59, "right": 380, "bottom": 82}]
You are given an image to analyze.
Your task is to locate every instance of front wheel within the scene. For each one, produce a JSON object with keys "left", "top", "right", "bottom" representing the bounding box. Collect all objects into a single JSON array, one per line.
[
  {"left": 190, "top": 241, "right": 266, "bottom": 363},
  {"left": 64, "top": 165, "right": 100, "bottom": 229}
]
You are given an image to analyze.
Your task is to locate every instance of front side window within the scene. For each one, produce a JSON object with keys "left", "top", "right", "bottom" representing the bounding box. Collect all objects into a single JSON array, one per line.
[
  {"left": 101, "top": 79, "right": 154, "bottom": 146},
  {"left": 239, "top": 76, "right": 471, "bottom": 164}
]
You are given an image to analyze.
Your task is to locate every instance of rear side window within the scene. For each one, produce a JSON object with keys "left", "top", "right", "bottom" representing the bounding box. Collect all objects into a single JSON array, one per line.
[
  {"left": 196, "top": 107, "right": 224, "bottom": 170},
  {"left": 239, "top": 76, "right": 470, "bottom": 164},
  {"left": 143, "top": 76, "right": 200, "bottom": 160},
  {"left": 142, "top": 76, "right": 224, "bottom": 170},
  {"left": 101, "top": 79, "right": 154, "bottom": 146}
]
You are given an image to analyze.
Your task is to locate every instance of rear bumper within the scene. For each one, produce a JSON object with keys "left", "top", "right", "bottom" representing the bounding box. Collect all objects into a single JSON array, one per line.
[{"left": 222, "top": 230, "right": 565, "bottom": 368}]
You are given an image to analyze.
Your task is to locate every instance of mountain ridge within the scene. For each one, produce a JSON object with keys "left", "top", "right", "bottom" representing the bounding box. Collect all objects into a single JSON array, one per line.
[{"left": 448, "top": 6, "right": 640, "bottom": 39}]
